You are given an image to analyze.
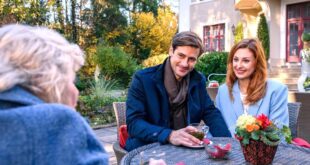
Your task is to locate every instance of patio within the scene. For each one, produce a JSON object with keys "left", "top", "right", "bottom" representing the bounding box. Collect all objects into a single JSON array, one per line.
[{"left": 94, "top": 126, "right": 117, "bottom": 165}]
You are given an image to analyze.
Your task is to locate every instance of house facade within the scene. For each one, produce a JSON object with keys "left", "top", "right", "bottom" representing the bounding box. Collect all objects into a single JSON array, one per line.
[{"left": 179, "top": 0, "right": 310, "bottom": 66}]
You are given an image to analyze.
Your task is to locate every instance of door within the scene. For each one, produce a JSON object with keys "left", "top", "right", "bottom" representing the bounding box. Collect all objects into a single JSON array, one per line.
[{"left": 286, "top": 2, "right": 310, "bottom": 63}]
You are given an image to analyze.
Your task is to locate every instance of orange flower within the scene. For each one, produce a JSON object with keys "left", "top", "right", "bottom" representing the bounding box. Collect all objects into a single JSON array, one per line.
[
  {"left": 253, "top": 124, "right": 259, "bottom": 131},
  {"left": 256, "top": 120, "right": 262, "bottom": 126},
  {"left": 246, "top": 124, "right": 260, "bottom": 132},
  {"left": 246, "top": 125, "right": 254, "bottom": 132}
]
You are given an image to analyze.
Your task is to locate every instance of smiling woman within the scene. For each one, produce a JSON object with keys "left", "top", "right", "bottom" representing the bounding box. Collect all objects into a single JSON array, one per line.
[{"left": 215, "top": 38, "right": 289, "bottom": 137}]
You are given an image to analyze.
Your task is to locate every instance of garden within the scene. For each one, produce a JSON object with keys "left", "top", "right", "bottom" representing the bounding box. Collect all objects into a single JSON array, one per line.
[{"left": 3, "top": 1, "right": 299, "bottom": 127}]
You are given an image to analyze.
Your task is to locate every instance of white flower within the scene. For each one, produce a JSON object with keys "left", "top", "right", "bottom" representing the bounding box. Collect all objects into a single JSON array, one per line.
[
  {"left": 236, "top": 114, "right": 256, "bottom": 129},
  {"left": 301, "top": 48, "right": 310, "bottom": 63}
]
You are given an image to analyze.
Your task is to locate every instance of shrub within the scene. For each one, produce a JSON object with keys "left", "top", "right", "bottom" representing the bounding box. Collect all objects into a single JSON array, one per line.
[
  {"left": 91, "top": 77, "right": 119, "bottom": 98},
  {"left": 257, "top": 14, "right": 270, "bottom": 60},
  {"left": 77, "top": 94, "right": 126, "bottom": 126},
  {"left": 142, "top": 54, "right": 168, "bottom": 67},
  {"left": 234, "top": 22, "right": 244, "bottom": 44},
  {"left": 195, "top": 52, "right": 228, "bottom": 84},
  {"left": 77, "top": 77, "right": 127, "bottom": 126},
  {"left": 75, "top": 72, "right": 94, "bottom": 95},
  {"left": 302, "top": 32, "right": 310, "bottom": 42},
  {"left": 94, "top": 45, "right": 141, "bottom": 88}
]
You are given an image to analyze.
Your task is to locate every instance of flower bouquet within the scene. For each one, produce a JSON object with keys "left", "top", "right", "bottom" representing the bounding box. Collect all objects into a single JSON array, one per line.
[{"left": 235, "top": 114, "right": 291, "bottom": 165}]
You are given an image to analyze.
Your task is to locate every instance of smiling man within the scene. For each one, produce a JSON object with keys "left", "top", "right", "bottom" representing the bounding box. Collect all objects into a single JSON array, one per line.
[{"left": 125, "top": 31, "right": 231, "bottom": 151}]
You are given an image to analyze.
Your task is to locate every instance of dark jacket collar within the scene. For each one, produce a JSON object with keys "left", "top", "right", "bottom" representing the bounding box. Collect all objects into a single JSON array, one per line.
[
  {"left": 0, "top": 86, "right": 44, "bottom": 110},
  {"left": 152, "top": 57, "right": 202, "bottom": 88}
]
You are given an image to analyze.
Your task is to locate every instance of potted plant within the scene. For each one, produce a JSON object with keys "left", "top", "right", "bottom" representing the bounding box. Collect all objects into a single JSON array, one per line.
[
  {"left": 300, "top": 32, "right": 310, "bottom": 92},
  {"left": 302, "top": 32, "right": 310, "bottom": 49},
  {"left": 235, "top": 114, "right": 291, "bottom": 165}
]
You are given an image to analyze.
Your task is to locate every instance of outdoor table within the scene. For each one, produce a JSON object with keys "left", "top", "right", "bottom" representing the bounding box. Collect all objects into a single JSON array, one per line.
[{"left": 121, "top": 137, "right": 310, "bottom": 165}]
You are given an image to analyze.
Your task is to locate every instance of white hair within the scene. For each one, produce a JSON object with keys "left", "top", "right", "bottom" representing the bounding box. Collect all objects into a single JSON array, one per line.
[{"left": 0, "top": 24, "right": 84, "bottom": 104}]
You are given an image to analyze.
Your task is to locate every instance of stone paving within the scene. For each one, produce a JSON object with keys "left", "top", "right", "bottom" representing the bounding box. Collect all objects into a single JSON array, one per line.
[{"left": 94, "top": 126, "right": 118, "bottom": 165}]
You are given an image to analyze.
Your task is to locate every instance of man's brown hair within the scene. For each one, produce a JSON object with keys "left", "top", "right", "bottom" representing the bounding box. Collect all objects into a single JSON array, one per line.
[{"left": 171, "top": 31, "right": 205, "bottom": 57}]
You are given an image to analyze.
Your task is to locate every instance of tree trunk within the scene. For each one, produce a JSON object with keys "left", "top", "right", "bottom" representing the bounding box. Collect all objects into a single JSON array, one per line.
[{"left": 71, "top": 0, "right": 77, "bottom": 43}]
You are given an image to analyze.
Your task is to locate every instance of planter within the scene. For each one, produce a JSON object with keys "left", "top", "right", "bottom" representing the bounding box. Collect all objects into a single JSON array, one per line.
[
  {"left": 240, "top": 140, "right": 278, "bottom": 165},
  {"left": 302, "top": 60, "right": 310, "bottom": 77}
]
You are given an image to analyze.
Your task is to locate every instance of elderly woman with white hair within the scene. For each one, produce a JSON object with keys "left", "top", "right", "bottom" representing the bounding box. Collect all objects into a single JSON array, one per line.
[{"left": 0, "top": 24, "right": 108, "bottom": 164}]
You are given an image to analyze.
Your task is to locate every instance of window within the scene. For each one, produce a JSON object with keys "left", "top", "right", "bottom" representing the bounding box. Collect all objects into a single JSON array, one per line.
[{"left": 203, "top": 24, "right": 225, "bottom": 52}]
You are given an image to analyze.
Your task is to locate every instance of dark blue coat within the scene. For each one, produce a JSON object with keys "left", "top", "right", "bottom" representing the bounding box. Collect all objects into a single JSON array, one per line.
[{"left": 125, "top": 61, "right": 231, "bottom": 151}]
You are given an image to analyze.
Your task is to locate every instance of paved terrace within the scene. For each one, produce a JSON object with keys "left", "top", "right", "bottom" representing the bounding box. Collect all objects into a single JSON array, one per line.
[{"left": 94, "top": 126, "right": 117, "bottom": 165}]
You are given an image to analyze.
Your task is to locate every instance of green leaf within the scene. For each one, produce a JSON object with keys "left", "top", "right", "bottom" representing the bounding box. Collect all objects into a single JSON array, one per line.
[
  {"left": 242, "top": 138, "right": 249, "bottom": 145},
  {"left": 261, "top": 135, "right": 280, "bottom": 146},
  {"left": 266, "top": 133, "right": 280, "bottom": 141},
  {"left": 251, "top": 131, "right": 260, "bottom": 140},
  {"left": 281, "top": 125, "right": 292, "bottom": 144}
]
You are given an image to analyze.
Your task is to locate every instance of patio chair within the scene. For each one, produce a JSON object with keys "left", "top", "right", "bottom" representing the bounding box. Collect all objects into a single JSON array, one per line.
[
  {"left": 288, "top": 102, "right": 301, "bottom": 138},
  {"left": 206, "top": 73, "right": 225, "bottom": 101},
  {"left": 112, "top": 102, "right": 128, "bottom": 165}
]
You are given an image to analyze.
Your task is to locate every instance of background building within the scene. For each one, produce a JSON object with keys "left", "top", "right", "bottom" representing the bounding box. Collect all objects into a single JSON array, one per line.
[{"left": 179, "top": 0, "right": 310, "bottom": 65}]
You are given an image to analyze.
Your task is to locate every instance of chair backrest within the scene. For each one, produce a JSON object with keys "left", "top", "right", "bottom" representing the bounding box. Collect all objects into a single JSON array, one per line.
[
  {"left": 113, "top": 102, "right": 126, "bottom": 140},
  {"left": 206, "top": 87, "right": 218, "bottom": 101},
  {"left": 288, "top": 102, "right": 301, "bottom": 138}
]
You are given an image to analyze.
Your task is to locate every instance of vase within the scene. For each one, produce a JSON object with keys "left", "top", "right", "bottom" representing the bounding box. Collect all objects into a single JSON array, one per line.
[{"left": 240, "top": 140, "right": 278, "bottom": 165}]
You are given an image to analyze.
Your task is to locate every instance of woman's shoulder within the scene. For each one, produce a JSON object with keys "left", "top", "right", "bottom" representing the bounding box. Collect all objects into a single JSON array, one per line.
[
  {"left": 266, "top": 79, "right": 288, "bottom": 91},
  {"left": 13, "top": 103, "right": 88, "bottom": 132},
  {"left": 218, "top": 83, "right": 229, "bottom": 92}
]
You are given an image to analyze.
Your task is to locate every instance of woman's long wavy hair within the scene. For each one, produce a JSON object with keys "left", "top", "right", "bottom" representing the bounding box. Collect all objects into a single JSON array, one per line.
[
  {"left": 0, "top": 24, "right": 84, "bottom": 105},
  {"left": 226, "top": 38, "right": 267, "bottom": 104}
]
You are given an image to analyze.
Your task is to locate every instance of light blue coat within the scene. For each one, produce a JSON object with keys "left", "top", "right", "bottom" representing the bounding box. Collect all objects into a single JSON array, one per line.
[
  {"left": 215, "top": 80, "right": 289, "bottom": 136},
  {"left": 0, "top": 86, "right": 109, "bottom": 165}
]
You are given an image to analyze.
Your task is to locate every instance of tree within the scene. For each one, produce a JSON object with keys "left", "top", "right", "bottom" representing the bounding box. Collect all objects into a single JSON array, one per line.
[
  {"left": 257, "top": 14, "right": 270, "bottom": 60},
  {"left": 0, "top": 0, "right": 49, "bottom": 26},
  {"left": 56, "top": 0, "right": 65, "bottom": 33},
  {"left": 71, "top": 0, "right": 78, "bottom": 42},
  {"left": 130, "top": 0, "right": 161, "bottom": 16},
  {"left": 91, "top": 0, "right": 128, "bottom": 45},
  {"left": 127, "top": 6, "right": 177, "bottom": 62}
]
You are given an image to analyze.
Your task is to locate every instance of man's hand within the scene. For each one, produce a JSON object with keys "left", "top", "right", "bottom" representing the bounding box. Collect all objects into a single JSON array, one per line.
[{"left": 168, "top": 126, "right": 201, "bottom": 147}]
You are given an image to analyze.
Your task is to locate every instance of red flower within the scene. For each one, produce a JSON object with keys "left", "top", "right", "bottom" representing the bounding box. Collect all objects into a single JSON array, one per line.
[{"left": 256, "top": 114, "right": 271, "bottom": 129}]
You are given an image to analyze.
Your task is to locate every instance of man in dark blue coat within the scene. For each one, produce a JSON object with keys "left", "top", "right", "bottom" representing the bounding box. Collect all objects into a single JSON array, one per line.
[{"left": 125, "top": 31, "right": 231, "bottom": 151}]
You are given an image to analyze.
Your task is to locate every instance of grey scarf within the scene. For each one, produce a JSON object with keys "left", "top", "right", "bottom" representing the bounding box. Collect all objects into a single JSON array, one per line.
[{"left": 164, "top": 58, "right": 190, "bottom": 130}]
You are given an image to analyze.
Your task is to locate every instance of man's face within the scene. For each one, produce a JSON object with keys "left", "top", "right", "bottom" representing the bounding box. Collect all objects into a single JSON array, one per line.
[{"left": 169, "top": 46, "right": 200, "bottom": 80}]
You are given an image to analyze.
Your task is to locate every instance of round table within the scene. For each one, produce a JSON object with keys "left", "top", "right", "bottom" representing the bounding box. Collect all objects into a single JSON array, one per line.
[{"left": 121, "top": 137, "right": 310, "bottom": 165}]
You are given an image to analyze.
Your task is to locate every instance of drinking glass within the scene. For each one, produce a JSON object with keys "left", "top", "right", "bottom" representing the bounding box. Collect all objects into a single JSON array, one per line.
[
  {"left": 189, "top": 123, "right": 209, "bottom": 140},
  {"left": 139, "top": 150, "right": 166, "bottom": 165}
]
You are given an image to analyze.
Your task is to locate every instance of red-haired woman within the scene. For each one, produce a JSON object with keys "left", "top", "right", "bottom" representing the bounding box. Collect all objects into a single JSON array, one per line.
[{"left": 215, "top": 38, "right": 289, "bottom": 136}]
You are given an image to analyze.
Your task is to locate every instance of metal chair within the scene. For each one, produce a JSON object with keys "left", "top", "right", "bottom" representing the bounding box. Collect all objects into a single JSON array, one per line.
[
  {"left": 206, "top": 73, "right": 225, "bottom": 101},
  {"left": 288, "top": 102, "right": 301, "bottom": 138},
  {"left": 112, "top": 102, "right": 128, "bottom": 165},
  {"left": 207, "top": 73, "right": 226, "bottom": 83}
]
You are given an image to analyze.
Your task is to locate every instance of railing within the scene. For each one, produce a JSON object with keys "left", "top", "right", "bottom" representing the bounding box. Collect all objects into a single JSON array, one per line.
[{"left": 207, "top": 73, "right": 226, "bottom": 82}]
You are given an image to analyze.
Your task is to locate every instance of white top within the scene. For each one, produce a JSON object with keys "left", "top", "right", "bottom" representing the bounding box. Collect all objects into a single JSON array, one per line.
[{"left": 240, "top": 93, "right": 249, "bottom": 114}]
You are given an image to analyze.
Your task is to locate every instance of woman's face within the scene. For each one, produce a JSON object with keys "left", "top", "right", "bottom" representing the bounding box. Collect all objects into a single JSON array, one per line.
[
  {"left": 232, "top": 48, "right": 256, "bottom": 81},
  {"left": 62, "top": 71, "right": 79, "bottom": 108}
]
